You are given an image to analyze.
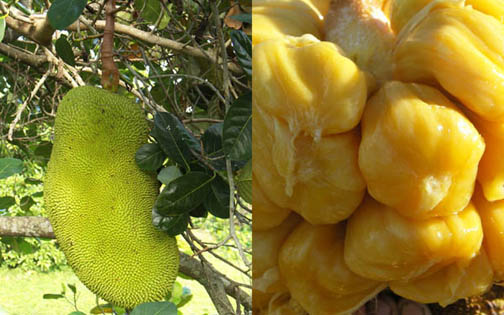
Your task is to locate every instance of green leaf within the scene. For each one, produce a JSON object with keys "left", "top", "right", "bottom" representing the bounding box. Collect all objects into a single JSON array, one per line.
[
  {"left": 25, "top": 178, "right": 43, "bottom": 185},
  {"left": 0, "top": 196, "right": 15, "bottom": 210},
  {"left": 236, "top": 159, "right": 252, "bottom": 203},
  {"left": 177, "top": 287, "right": 193, "bottom": 308},
  {"left": 20, "top": 196, "right": 34, "bottom": 212},
  {"left": 43, "top": 293, "right": 65, "bottom": 299},
  {"left": 222, "top": 93, "right": 252, "bottom": 161},
  {"left": 90, "top": 303, "right": 114, "bottom": 314},
  {"left": 155, "top": 172, "right": 213, "bottom": 216},
  {"left": 136, "top": 143, "right": 166, "bottom": 171},
  {"left": 229, "top": 13, "right": 251, "bottom": 24},
  {"left": 0, "top": 158, "right": 23, "bottom": 179},
  {"left": 203, "top": 176, "right": 230, "bottom": 219},
  {"left": 67, "top": 283, "right": 77, "bottom": 294},
  {"left": 151, "top": 112, "right": 200, "bottom": 171},
  {"left": 32, "top": 191, "right": 44, "bottom": 198},
  {"left": 230, "top": 30, "right": 251, "bottom": 77},
  {"left": 34, "top": 141, "right": 53, "bottom": 165},
  {"left": 189, "top": 204, "right": 208, "bottom": 218},
  {"left": 131, "top": 301, "right": 177, "bottom": 315},
  {"left": 201, "top": 123, "right": 226, "bottom": 171},
  {"left": 55, "top": 35, "right": 76, "bottom": 66},
  {"left": 69, "top": 312, "right": 86, "bottom": 315},
  {"left": 0, "top": 16, "right": 6, "bottom": 43},
  {"left": 157, "top": 166, "right": 182, "bottom": 186},
  {"left": 155, "top": 212, "right": 190, "bottom": 237},
  {"left": 48, "top": 0, "right": 87, "bottom": 30}
]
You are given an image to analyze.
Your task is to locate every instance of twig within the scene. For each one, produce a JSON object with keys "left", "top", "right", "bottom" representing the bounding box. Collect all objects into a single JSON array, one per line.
[{"left": 211, "top": 1, "right": 231, "bottom": 109}]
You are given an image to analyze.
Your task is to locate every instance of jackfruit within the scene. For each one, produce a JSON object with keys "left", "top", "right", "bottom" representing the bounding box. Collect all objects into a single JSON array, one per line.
[
  {"left": 44, "top": 86, "right": 179, "bottom": 309},
  {"left": 344, "top": 196, "right": 483, "bottom": 281},
  {"left": 325, "top": 0, "right": 395, "bottom": 84},
  {"left": 390, "top": 249, "right": 493, "bottom": 306},
  {"left": 393, "top": 2, "right": 504, "bottom": 122},
  {"left": 278, "top": 221, "right": 386, "bottom": 314},
  {"left": 473, "top": 185, "right": 504, "bottom": 281},
  {"left": 253, "top": 214, "right": 302, "bottom": 312},
  {"left": 253, "top": 174, "right": 292, "bottom": 231},
  {"left": 253, "top": 103, "right": 366, "bottom": 225},
  {"left": 359, "top": 81, "right": 485, "bottom": 219}
]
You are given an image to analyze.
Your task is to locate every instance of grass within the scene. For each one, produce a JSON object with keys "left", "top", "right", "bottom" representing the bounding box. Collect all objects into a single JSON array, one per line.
[{"left": 0, "top": 229, "right": 250, "bottom": 315}]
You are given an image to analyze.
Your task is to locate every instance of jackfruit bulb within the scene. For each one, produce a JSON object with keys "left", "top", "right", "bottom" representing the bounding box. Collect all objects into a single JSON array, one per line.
[{"left": 44, "top": 86, "right": 179, "bottom": 309}]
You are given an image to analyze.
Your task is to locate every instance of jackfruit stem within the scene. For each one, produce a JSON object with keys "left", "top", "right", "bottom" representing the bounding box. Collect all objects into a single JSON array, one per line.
[{"left": 101, "top": 0, "right": 119, "bottom": 92}]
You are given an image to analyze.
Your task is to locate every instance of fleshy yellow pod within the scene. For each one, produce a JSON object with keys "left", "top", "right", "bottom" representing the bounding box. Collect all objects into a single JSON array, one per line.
[{"left": 44, "top": 86, "right": 179, "bottom": 309}]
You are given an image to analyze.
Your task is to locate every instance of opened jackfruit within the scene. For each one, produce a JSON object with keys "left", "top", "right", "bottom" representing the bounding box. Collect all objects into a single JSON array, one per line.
[
  {"left": 279, "top": 221, "right": 386, "bottom": 315},
  {"left": 390, "top": 249, "right": 493, "bottom": 306},
  {"left": 394, "top": 3, "right": 504, "bottom": 122},
  {"left": 359, "top": 81, "right": 484, "bottom": 219},
  {"left": 44, "top": 86, "right": 179, "bottom": 308},
  {"left": 253, "top": 34, "right": 368, "bottom": 136},
  {"left": 253, "top": 214, "right": 302, "bottom": 312},
  {"left": 473, "top": 185, "right": 504, "bottom": 281},
  {"left": 344, "top": 196, "right": 483, "bottom": 281},
  {"left": 253, "top": 174, "right": 292, "bottom": 231},
  {"left": 253, "top": 104, "right": 365, "bottom": 225}
]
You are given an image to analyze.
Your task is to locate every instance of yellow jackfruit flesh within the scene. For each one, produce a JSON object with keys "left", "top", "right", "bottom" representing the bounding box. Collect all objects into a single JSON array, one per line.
[
  {"left": 253, "top": 34, "right": 368, "bottom": 136},
  {"left": 390, "top": 249, "right": 493, "bottom": 306},
  {"left": 344, "top": 196, "right": 483, "bottom": 281},
  {"left": 252, "top": 3, "right": 322, "bottom": 46},
  {"left": 253, "top": 104, "right": 366, "bottom": 225},
  {"left": 256, "top": 293, "right": 307, "bottom": 315},
  {"left": 325, "top": 0, "right": 395, "bottom": 84},
  {"left": 394, "top": 3, "right": 504, "bottom": 122},
  {"left": 253, "top": 214, "right": 302, "bottom": 312},
  {"left": 385, "top": 0, "right": 504, "bottom": 34},
  {"left": 359, "top": 81, "right": 485, "bottom": 219},
  {"left": 253, "top": 174, "right": 292, "bottom": 231},
  {"left": 279, "top": 221, "right": 386, "bottom": 315},
  {"left": 44, "top": 86, "right": 179, "bottom": 309},
  {"left": 473, "top": 185, "right": 504, "bottom": 281}
]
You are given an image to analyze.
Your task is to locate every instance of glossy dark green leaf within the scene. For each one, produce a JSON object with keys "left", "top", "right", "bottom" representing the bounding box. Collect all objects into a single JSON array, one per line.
[
  {"left": 20, "top": 196, "right": 34, "bottom": 211},
  {"left": 135, "top": 143, "right": 166, "bottom": 171},
  {"left": 131, "top": 301, "right": 177, "bottom": 315},
  {"left": 0, "top": 196, "right": 15, "bottom": 210},
  {"left": 189, "top": 204, "right": 208, "bottom": 218},
  {"left": 236, "top": 159, "right": 252, "bottom": 203},
  {"left": 222, "top": 93, "right": 252, "bottom": 161},
  {"left": 229, "top": 13, "right": 251, "bottom": 24},
  {"left": 151, "top": 112, "right": 200, "bottom": 170},
  {"left": 157, "top": 166, "right": 182, "bottom": 186},
  {"left": 155, "top": 172, "right": 213, "bottom": 216},
  {"left": 230, "top": 30, "right": 251, "bottom": 77},
  {"left": 25, "top": 178, "right": 43, "bottom": 185},
  {"left": 0, "top": 16, "right": 6, "bottom": 43},
  {"left": 0, "top": 158, "right": 23, "bottom": 179},
  {"left": 204, "top": 176, "right": 230, "bottom": 219},
  {"left": 154, "top": 212, "right": 190, "bottom": 237},
  {"left": 55, "top": 35, "right": 76, "bottom": 66},
  {"left": 67, "top": 283, "right": 77, "bottom": 294},
  {"left": 43, "top": 294, "right": 65, "bottom": 299},
  {"left": 201, "top": 123, "right": 226, "bottom": 170},
  {"left": 48, "top": 0, "right": 87, "bottom": 30},
  {"left": 34, "top": 141, "right": 53, "bottom": 164},
  {"left": 32, "top": 191, "right": 44, "bottom": 198}
]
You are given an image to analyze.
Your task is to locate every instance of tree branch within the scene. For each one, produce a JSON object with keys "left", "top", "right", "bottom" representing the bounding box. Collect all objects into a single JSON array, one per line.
[
  {"left": 0, "top": 42, "right": 47, "bottom": 67},
  {"left": 0, "top": 216, "right": 252, "bottom": 312}
]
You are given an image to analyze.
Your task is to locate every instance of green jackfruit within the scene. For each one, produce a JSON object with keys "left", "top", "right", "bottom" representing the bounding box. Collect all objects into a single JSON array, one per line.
[{"left": 44, "top": 86, "right": 179, "bottom": 309}]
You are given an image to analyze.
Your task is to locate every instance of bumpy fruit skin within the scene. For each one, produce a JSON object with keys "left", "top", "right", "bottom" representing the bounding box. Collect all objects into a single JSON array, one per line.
[
  {"left": 253, "top": 34, "right": 368, "bottom": 136},
  {"left": 253, "top": 214, "right": 302, "bottom": 312},
  {"left": 473, "top": 185, "right": 504, "bottom": 280},
  {"left": 253, "top": 174, "right": 291, "bottom": 231},
  {"left": 344, "top": 196, "right": 483, "bottom": 281},
  {"left": 253, "top": 104, "right": 366, "bottom": 225},
  {"left": 390, "top": 250, "right": 493, "bottom": 306},
  {"left": 394, "top": 3, "right": 504, "bottom": 122},
  {"left": 359, "top": 81, "right": 484, "bottom": 219},
  {"left": 279, "top": 221, "right": 386, "bottom": 315},
  {"left": 44, "top": 86, "right": 179, "bottom": 309}
]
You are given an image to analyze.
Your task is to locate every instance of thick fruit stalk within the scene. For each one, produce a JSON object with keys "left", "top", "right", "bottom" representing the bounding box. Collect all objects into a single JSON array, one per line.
[
  {"left": 344, "top": 197, "right": 483, "bottom": 281},
  {"left": 394, "top": 2, "right": 504, "bottom": 122},
  {"left": 279, "top": 221, "right": 386, "bottom": 315},
  {"left": 359, "top": 81, "right": 484, "bottom": 219},
  {"left": 44, "top": 86, "right": 179, "bottom": 309},
  {"left": 253, "top": 214, "right": 302, "bottom": 312},
  {"left": 389, "top": 250, "right": 493, "bottom": 306}
]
